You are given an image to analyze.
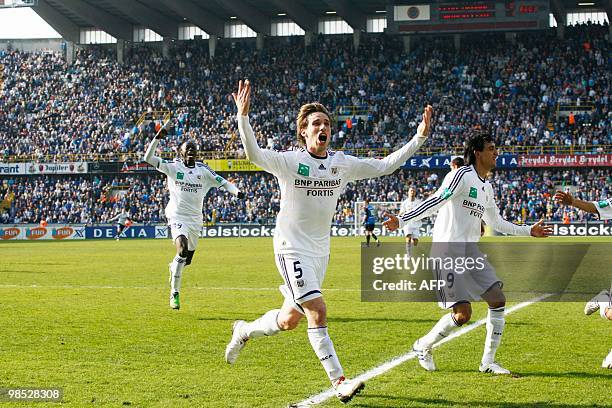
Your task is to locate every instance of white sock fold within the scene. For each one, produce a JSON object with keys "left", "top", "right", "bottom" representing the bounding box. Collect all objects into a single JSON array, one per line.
[
  {"left": 417, "top": 312, "right": 460, "bottom": 349},
  {"left": 170, "top": 255, "right": 186, "bottom": 294},
  {"left": 600, "top": 303, "right": 611, "bottom": 320},
  {"left": 242, "top": 309, "right": 282, "bottom": 339},
  {"left": 482, "top": 307, "right": 505, "bottom": 365},
  {"left": 307, "top": 326, "right": 344, "bottom": 382}
]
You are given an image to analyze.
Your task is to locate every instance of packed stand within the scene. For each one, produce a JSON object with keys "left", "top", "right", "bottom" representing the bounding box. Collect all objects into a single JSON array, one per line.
[
  {"left": 0, "top": 23, "right": 609, "bottom": 161},
  {"left": 1, "top": 168, "right": 609, "bottom": 225}
]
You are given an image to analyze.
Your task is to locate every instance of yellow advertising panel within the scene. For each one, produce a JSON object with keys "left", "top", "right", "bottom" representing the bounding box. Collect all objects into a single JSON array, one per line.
[{"left": 203, "top": 159, "right": 262, "bottom": 172}]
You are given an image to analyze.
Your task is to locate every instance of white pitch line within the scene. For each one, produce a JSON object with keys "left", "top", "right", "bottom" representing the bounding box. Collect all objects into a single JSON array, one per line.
[{"left": 291, "top": 293, "right": 554, "bottom": 407}]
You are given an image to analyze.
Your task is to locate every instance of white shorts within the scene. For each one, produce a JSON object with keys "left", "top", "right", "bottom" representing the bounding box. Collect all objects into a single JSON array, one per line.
[
  {"left": 430, "top": 243, "right": 501, "bottom": 309},
  {"left": 275, "top": 253, "right": 329, "bottom": 313},
  {"left": 168, "top": 219, "right": 201, "bottom": 251},
  {"left": 403, "top": 225, "right": 421, "bottom": 238},
  {"left": 434, "top": 263, "right": 502, "bottom": 309}
]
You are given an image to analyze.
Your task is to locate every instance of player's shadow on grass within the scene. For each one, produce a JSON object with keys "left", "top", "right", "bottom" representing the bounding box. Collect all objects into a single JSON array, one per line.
[
  {"left": 196, "top": 315, "right": 269, "bottom": 321},
  {"left": 353, "top": 395, "right": 604, "bottom": 407},
  {"left": 329, "top": 317, "right": 440, "bottom": 324},
  {"left": 445, "top": 369, "right": 610, "bottom": 380},
  {"left": 518, "top": 370, "right": 612, "bottom": 380}
]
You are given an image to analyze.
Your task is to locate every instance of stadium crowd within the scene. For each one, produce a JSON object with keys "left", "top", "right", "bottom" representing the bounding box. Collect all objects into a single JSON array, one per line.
[
  {"left": 1, "top": 168, "right": 609, "bottom": 225},
  {"left": 0, "top": 22, "right": 609, "bottom": 162}
]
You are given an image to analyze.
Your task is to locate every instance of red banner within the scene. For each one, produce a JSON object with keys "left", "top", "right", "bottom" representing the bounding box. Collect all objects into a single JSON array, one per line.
[{"left": 518, "top": 154, "right": 612, "bottom": 167}]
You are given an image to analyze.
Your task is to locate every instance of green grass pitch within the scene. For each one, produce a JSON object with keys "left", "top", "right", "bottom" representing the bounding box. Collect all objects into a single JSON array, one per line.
[{"left": 1, "top": 237, "right": 610, "bottom": 407}]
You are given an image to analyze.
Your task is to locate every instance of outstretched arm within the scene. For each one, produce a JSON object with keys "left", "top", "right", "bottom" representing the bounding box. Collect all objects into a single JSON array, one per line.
[
  {"left": 483, "top": 201, "right": 552, "bottom": 237},
  {"left": 383, "top": 167, "right": 466, "bottom": 231},
  {"left": 219, "top": 177, "right": 244, "bottom": 199},
  {"left": 233, "top": 80, "right": 283, "bottom": 174},
  {"left": 348, "top": 105, "right": 432, "bottom": 181},
  {"left": 143, "top": 128, "right": 168, "bottom": 169},
  {"left": 554, "top": 191, "right": 597, "bottom": 214}
]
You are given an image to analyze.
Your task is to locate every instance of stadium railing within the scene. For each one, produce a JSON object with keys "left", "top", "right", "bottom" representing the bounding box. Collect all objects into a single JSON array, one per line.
[{"left": 2, "top": 144, "right": 609, "bottom": 163}]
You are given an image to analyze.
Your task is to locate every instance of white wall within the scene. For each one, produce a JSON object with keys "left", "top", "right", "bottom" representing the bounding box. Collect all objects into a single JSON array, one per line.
[{"left": 0, "top": 38, "right": 64, "bottom": 52}]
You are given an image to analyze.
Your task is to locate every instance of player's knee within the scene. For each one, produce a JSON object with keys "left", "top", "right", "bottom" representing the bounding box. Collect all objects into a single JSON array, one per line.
[
  {"left": 277, "top": 313, "right": 301, "bottom": 331},
  {"left": 176, "top": 237, "right": 188, "bottom": 258},
  {"left": 483, "top": 284, "right": 506, "bottom": 308},
  {"left": 454, "top": 311, "right": 471, "bottom": 325},
  {"left": 304, "top": 301, "right": 327, "bottom": 327},
  {"left": 488, "top": 300, "right": 506, "bottom": 309},
  {"left": 487, "top": 293, "right": 506, "bottom": 309},
  {"left": 605, "top": 307, "right": 612, "bottom": 321},
  {"left": 453, "top": 304, "right": 472, "bottom": 325}
]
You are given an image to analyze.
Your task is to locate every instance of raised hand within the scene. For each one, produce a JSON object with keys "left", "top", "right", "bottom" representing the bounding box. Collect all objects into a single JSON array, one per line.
[
  {"left": 417, "top": 105, "right": 433, "bottom": 137},
  {"left": 232, "top": 79, "right": 251, "bottom": 116},
  {"left": 553, "top": 191, "right": 573, "bottom": 206},
  {"left": 382, "top": 212, "right": 400, "bottom": 231},
  {"left": 530, "top": 219, "right": 553, "bottom": 238},
  {"left": 154, "top": 127, "right": 168, "bottom": 140}
]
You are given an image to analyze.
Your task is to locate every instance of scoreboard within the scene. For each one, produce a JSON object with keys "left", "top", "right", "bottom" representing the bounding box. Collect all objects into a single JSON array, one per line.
[{"left": 388, "top": 1, "right": 550, "bottom": 34}]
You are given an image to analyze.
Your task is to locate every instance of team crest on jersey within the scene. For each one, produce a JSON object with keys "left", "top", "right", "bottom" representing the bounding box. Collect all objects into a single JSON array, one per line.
[
  {"left": 440, "top": 188, "right": 453, "bottom": 200},
  {"left": 297, "top": 163, "right": 310, "bottom": 176},
  {"left": 598, "top": 200, "right": 609, "bottom": 208},
  {"left": 331, "top": 167, "right": 338, "bottom": 175},
  {"left": 177, "top": 172, "right": 184, "bottom": 180},
  {"left": 469, "top": 187, "right": 478, "bottom": 199}
]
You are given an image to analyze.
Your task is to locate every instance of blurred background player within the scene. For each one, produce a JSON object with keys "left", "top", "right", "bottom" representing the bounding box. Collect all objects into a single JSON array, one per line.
[
  {"left": 109, "top": 208, "right": 132, "bottom": 241},
  {"left": 400, "top": 186, "right": 422, "bottom": 256},
  {"left": 385, "top": 134, "right": 553, "bottom": 375},
  {"left": 225, "top": 79, "right": 432, "bottom": 403},
  {"left": 555, "top": 190, "right": 612, "bottom": 369},
  {"left": 363, "top": 199, "right": 380, "bottom": 247},
  {"left": 450, "top": 156, "right": 465, "bottom": 171},
  {"left": 144, "top": 128, "right": 243, "bottom": 310}
]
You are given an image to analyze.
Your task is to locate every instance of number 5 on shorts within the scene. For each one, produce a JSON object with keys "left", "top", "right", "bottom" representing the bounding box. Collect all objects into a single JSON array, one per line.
[{"left": 293, "top": 261, "right": 303, "bottom": 279}]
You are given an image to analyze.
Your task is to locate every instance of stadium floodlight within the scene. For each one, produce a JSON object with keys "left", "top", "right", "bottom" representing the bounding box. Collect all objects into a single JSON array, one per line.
[{"left": 0, "top": 0, "right": 38, "bottom": 8}]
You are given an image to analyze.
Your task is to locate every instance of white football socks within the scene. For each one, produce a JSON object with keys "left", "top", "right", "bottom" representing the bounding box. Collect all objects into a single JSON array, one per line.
[
  {"left": 307, "top": 326, "right": 344, "bottom": 382},
  {"left": 600, "top": 304, "right": 612, "bottom": 320},
  {"left": 417, "top": 312, "right": 461, "bottom": 349},
  {"left": 482, "top": 307, "right": 505, "bottom": 365},
  {"left": 170, "top": 255, "right": 186, "bottom": 294},
  {"left": 406, "top": 241, "right": 413, "bottom": 257},
  {"left": 241, "top": 309, "right": 282, "bottom": 339}
]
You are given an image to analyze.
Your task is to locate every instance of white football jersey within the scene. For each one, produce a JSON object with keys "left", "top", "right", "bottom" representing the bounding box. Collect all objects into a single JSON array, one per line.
[
  {"left": 238, "top": 116, "right": 427, "bottom": 256},
  {"left": 115, "top": 212, "right": 130, "bottom": 224},
  {"left": 399, "top": 165, "right": 531, "bottom": 242},
  {"left": 400, "top": 197, "right": 423, "bottom": 229},
  {"left": 593, "top": 198, "right": 612, "bottom": 220},
  {"left": 156, "top": 158, "right": 228, "bottom": 224}
]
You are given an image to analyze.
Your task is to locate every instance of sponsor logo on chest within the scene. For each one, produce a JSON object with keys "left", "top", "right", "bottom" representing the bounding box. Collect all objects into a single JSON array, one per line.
[
  {"left": 294, "top": 178, "right": 342, "bottom": 197},
  {"left": 297, "top": 163, "right": 310, "bottom": 176}
]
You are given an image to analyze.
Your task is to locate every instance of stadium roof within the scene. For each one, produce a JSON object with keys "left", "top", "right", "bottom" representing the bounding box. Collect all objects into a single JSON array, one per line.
[{"left": 33, "top": 0, "right": 612, "bottom": 44}]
